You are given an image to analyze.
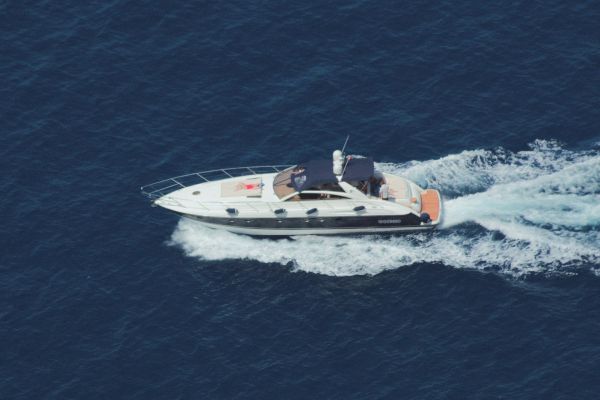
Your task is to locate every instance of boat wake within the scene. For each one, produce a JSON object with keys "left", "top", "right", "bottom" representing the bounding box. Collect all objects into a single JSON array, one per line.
[{"left": 169, "top": 140, "right": 600, "bottom": 277}]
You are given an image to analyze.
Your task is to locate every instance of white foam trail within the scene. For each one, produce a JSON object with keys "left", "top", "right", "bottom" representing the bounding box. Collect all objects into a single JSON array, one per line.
[
  {"left": 378, "top": 139, "right": 598, "bottom": 197},
  {"left": 169, "top": 140, "right": 600, "bottom": 277},
  {"left": 442, "top": 156, "right": 600, "bottom": 229}
]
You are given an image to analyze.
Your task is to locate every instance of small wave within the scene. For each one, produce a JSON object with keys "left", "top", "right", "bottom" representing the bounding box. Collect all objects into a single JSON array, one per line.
[{"left": 169, "top": 140, "right": 600, "bottom": 277}]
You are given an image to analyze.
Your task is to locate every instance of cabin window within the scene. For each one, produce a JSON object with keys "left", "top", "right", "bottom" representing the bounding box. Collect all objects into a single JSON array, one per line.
[
  {"left": 287, "top": 192, "right": 349, "bottom": 201},
  {"left": 322, "top": 194, "right": 348, "bottom": 200},
  {"left": 299, "top": 192, "right": 321, "bottom": 200},
  {"left": 306, "top": 182, "right": 345, "bottom": 192}
]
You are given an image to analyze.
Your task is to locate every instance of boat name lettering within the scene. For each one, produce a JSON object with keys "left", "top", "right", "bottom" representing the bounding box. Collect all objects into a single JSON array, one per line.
[{"left": 377, "top": 219, "right": 402, "bottom": 224}]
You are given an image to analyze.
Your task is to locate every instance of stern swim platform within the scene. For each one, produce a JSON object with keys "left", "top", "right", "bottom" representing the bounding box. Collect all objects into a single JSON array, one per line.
[{"left": 420, "top": 189, "right": 442, "bottom": 223}]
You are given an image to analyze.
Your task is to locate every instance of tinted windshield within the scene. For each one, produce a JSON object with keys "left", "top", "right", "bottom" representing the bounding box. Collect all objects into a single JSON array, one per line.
[
  {"left": 273, "top": 167, "right": 346, "bottom": 199},
  {"left": 273, "top": 167, "right": 297, "bottom": 199}
]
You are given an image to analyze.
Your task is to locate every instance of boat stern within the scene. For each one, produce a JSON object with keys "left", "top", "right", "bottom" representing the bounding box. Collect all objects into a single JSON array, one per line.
[{"left": 420, "top": 189, "right": 443, "bottom": 226}]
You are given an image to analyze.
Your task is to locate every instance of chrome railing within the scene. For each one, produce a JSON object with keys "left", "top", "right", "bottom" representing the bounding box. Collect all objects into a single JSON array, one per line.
[{"left": 140, "top": 165, "right": 293, "bottom": 200}]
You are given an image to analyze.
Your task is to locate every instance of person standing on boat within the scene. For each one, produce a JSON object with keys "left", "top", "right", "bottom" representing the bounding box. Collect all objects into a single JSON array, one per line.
[{"left": 379, "top": 180, "right": 389, "bottom": 200}]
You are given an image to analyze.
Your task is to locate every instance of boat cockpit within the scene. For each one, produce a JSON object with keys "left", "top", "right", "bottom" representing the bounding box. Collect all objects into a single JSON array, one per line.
[{"left": 272, "top": 157, "right": 390, "bottom": 202}]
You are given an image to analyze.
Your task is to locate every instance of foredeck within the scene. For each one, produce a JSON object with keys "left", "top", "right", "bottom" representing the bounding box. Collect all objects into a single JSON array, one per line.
[{"left": 140, "top": 165, "right": 293, "bottom": 200}]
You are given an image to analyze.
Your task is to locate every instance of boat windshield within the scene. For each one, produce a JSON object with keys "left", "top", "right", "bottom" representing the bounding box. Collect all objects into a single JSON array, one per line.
[
  {"left": 273, "top": 166, "right": 345, "bottom": 199},
  {"left": 273, "top": 167, "right": 297, "bottom": 199}
]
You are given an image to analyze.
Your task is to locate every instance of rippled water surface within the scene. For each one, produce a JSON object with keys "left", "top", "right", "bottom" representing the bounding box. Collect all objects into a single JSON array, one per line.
[{"left": 2, "top": 1, "right": 600, "bottom": 399}]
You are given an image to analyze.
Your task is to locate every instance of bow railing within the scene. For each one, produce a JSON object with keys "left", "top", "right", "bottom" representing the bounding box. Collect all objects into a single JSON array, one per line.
[{"left": 140, "top": 165, "right": 293, "bottom": 200}]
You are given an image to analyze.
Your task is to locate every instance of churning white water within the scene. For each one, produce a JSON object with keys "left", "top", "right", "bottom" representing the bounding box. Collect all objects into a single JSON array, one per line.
[{"left": 169, "top": 140, "right": 600, "bottom": 277}]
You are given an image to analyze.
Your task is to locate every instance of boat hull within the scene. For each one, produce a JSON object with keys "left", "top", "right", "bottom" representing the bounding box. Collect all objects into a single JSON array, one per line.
[{"left": 180, "top": 213, "right": 438, "bottom": 236}]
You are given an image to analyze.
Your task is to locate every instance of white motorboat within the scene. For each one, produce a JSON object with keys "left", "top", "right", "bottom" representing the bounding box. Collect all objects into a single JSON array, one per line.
[{"left": 141, "top": 149, "right": 442, "bottom": 236}]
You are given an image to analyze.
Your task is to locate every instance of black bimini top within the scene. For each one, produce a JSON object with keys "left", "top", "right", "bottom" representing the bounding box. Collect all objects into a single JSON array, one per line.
[
  {"left": 291, "top": 157, "right": 374, "bottom": 191},
  {"left": 342, "top": 157, "right": 375, "bottom": 181}
]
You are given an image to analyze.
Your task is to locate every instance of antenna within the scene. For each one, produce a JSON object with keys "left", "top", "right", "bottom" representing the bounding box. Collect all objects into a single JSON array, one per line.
[
  {"left": 341, "top": 135, "right": 350, "bottom": 155},
  {"left": 340, "top": 135, "right": 351, "bottom": 179}
]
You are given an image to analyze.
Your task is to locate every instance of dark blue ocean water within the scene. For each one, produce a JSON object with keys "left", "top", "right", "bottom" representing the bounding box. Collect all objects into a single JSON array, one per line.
[{"left": 2, "top": 1, "right": 600, "bottom": 398}]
